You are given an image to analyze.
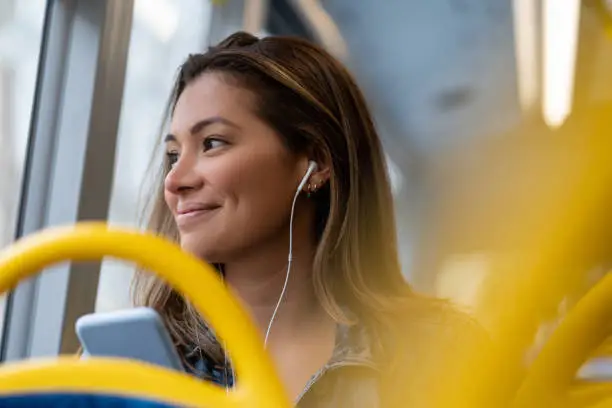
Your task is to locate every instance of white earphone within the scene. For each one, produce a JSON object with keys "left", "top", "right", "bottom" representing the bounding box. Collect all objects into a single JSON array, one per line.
[
  {"left": 224, "top": 160, "right": 320, "bottom": 390},
  {"left": 297, "top": 160, "right": 318, "bottom": 193},
  {"left": 264, "top": 159, "right": 318, "bottom": 347}
]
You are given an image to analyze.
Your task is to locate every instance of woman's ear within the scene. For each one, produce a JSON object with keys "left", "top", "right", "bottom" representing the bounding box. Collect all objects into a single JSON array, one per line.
[
  {"left": 310, "top": 163, "right": 331, "bottom": 187},
  {"left": 302, "top": 153, "right": 331, "bottom": 194}
]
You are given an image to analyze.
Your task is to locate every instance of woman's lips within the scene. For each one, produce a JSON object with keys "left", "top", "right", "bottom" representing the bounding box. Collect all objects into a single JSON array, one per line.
[{"left": 176, "top": 206, "right": 221, "bottom": 226}]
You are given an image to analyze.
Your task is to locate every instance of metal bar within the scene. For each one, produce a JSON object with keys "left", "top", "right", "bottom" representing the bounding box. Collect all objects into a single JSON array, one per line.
[{"left": 1, "top": 0, "right": 134, "bottom": 360}]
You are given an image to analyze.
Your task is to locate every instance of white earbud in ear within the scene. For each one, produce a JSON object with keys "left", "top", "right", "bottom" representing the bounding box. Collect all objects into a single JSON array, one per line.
[
  {"left": 297, "top": 160, "right": 318, "bottom": 192},
  {"left": 308, "top": 160, "right": 318, "bottom": 173}
]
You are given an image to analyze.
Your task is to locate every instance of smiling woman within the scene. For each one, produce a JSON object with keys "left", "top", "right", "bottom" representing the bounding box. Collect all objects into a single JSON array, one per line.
[
  {"left": 163, "top": 72, "right": 313, "bottom": 263},
  {"left": 131, "top": 31, "right": 488, "bottom": 407}
]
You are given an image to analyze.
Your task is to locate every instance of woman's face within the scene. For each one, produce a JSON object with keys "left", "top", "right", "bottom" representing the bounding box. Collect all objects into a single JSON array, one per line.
[{"left": 164, "top": 73, "right": 308, "bottom": 262}]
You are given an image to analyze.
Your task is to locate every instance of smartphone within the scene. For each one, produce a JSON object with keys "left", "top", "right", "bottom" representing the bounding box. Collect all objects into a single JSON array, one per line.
[{"left": 75, "top": 307, "right": 185, "bottom": 372}]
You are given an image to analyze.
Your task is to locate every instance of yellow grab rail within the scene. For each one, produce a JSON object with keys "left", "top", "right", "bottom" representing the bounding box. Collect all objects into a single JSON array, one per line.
[
  {"left": 514, "top": 271, "right": 612, "bottom": 408},
  {"left": 0, "top": 222, "right": 291, "bottom": 408}
]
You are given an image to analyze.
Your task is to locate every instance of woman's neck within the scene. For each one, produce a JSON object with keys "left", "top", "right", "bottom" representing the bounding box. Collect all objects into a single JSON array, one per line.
[
  {"left": 221, "top": 215, "right": 338, "bottom": 400},
  {"left": 221, "top": 202, "right": 337, "bottom": 356},
  {"left": 223, "top": 242, "right": 324, "bottom": 341}
]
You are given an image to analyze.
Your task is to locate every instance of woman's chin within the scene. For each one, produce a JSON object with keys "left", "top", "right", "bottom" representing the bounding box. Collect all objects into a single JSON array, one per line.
[{"left": 180, "top": 240, "right": 223, "bottom": 264}]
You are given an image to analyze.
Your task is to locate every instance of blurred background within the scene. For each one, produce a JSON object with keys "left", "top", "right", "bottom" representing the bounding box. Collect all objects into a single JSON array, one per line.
[{"left": 1, "top": 0, "right": 612, "bottom": 385}]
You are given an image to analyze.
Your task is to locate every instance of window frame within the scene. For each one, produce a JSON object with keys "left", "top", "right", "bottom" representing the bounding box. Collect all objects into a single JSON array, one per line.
[{"left": 0, "top": 0, "right": 134, "bottom": 360}]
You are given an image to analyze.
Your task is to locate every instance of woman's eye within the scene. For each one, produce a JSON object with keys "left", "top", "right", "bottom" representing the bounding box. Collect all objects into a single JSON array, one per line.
[
  {"left": 203, "top": 137, "right": 227, "bottom": 151},
  {"left": 166, "top": 151, "right": 179, "bottom": 166}
]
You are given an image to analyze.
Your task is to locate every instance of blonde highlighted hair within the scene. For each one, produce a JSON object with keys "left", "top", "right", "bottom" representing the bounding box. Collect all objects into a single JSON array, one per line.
[{"left": 132, "top": 32, "right": 415, "bottom": 364}]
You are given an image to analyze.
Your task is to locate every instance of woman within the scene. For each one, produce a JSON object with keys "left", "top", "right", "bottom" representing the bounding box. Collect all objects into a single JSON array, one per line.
[{"left": 133, "top": 31, "right": 487, "bottom": 407}]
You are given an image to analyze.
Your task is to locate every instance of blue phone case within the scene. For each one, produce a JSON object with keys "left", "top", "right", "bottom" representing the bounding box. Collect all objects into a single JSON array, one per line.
[{"left": 75, "top": 307, "right": 185, "bottom": 372}]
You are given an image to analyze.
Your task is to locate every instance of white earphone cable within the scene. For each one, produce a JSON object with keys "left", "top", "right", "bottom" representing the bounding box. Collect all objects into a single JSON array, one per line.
[
  {"left": 225, "top": 162, "right": 316, "bottom": 391},
  {"left": 264, "top": 162, "right": 316, "bottom": 347}
]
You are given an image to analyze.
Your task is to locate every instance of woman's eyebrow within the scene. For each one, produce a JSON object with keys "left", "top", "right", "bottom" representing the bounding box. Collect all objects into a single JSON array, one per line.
[{"left": 164, "top": 116, "right": 240, "bottom": 142}]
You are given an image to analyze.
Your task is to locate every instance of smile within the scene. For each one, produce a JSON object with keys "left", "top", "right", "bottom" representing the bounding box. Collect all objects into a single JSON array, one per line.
[{"left": 176, "top": 207, "right": 221, "bottom": 227}]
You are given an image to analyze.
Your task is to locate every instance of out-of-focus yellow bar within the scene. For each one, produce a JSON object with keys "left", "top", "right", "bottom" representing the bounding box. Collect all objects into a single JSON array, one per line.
[{"left": 416, "top": 99, "right": 612, "bottom": 407}]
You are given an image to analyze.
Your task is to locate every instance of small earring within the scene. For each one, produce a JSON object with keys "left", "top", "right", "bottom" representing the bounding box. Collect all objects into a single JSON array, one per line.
[{"left": 306, "top": 183, "right": 312, "bottom": 198}]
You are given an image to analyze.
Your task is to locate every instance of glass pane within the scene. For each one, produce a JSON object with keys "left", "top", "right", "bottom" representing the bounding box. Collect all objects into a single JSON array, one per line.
[
  {"left": 0, "top": 1, "right": 46, "bottom": 338},
  {"left": 97, "top": 0, "right": 212, "bottom": 312}
]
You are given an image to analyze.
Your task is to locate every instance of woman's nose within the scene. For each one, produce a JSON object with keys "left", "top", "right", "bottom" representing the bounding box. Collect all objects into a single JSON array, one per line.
[{"left": 164, "top": 157, "right": 204, "bottom": 194}]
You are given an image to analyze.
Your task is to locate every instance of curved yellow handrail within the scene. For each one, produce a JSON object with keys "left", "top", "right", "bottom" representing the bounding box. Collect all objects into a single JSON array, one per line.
[
  {"left": 567, "top": 382, "right": 612, "bottom": 408},
  {"left": 0, "top": 223, "right": 291, "bottom": 408},
  {"left": 514, "top": 271, "right": 612, "bottom": 408}
]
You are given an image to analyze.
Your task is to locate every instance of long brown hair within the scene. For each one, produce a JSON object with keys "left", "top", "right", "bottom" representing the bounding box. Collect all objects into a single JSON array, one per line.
[{"left": 132, "top": 32, "right": 414, "bottom": 364}]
